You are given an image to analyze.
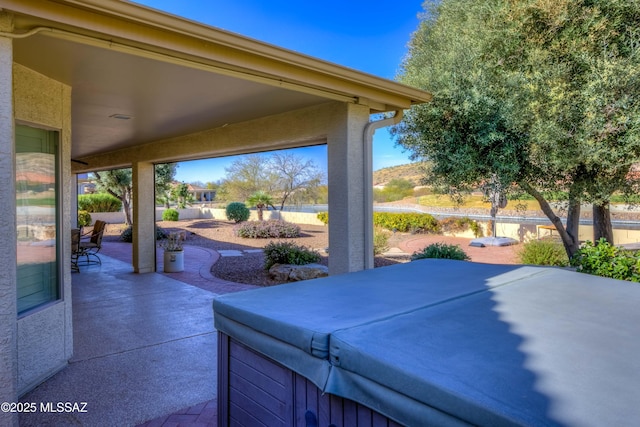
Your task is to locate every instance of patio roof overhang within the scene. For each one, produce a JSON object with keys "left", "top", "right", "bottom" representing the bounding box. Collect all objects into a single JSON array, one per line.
[{"left": 4, "top": 0, "right": 431, "bottom": 171}]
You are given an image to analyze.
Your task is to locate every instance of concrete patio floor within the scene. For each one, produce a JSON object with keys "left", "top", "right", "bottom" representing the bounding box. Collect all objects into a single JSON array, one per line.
[{"left": 19, "top": 244, "right": 257, "bottom": 427}]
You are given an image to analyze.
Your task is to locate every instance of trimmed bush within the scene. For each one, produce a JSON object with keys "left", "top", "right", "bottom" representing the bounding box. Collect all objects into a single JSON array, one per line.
[
  {"left": 78, "top": 193, "right": 122, "bottom": 213},
  {"left": 373, "top": 212, "right": 439, "bottom": 234},
  {"left": 77, "top": 210, "right": 92, "bottom": 227},
  {"left": 373, "top": 227, "right": 390, "bottom": 255},
  {"left": 226, "top": 202, "right": 250, "bottom": 223},
  {"left": 519, "top": 238, "right": 569, "bottom": 267},
  {"left": 316, "top": 211, "right": 439, "bottom": 234},
  {"left": 162, "top": 208, "right": 179, "bottom": 221},
  {"left": 411, "top": 242, "right": 470, "bottom": 261},
  {"left": 263, "top": 241, "right": 321, "bottom": 270},
  {"left": 235, "top": 220, "right": 300, "bottom": 239},
  {"left": 571, "top": 238, "right": 640, "bottom": 282},
  {"left": 120, "top": 226, "right": 133, "bottom": 242},
  {"left": 120, "top": 225, "right": 168, "bottom": 243}
]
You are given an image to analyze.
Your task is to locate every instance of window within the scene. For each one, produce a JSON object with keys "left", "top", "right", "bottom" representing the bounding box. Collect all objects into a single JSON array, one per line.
[{"left": 16, "top": 125, "right": 60, "bottom": 314}]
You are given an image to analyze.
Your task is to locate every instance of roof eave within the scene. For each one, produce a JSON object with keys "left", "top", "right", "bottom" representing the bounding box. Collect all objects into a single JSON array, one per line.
[{"left": 7, "top": 0, "right": 432, "bottom": 110}]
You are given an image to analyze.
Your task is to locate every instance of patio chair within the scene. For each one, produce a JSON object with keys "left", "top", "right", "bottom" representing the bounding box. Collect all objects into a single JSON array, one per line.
[
  {"left": 79, "top": 220, "right": 106, "bottom": 265},
  {"left": 71, "top": 228, "right": 81, "bottom": 272}
]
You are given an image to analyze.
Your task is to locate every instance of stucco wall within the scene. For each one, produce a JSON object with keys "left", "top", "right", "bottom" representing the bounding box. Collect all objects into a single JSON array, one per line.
[
  {"left": 200, "top": 208, "right": 326, "bottom": 226},
  {"left": 13, "top": 63, "right": 73, "bottom": 395},
  {"left": 0, "top": 29, "right": 17, "bottom": 427},
  {"left": 90, "top": 207, "right": 326, "bottom": 227}
]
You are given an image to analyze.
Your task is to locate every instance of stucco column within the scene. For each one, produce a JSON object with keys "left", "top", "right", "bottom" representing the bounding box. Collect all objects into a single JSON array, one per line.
[
  {"left": 0, "top": 17, "right": 18, "bottom": 427},
  {"left": 327, "top": 102, "right": 370, "bottom": 274},
  {"left": 71, "top": 174, "right": 79, "bottom": 227},
  {"left": 132, "top": 161, "right": 156, "bottom": 273}
]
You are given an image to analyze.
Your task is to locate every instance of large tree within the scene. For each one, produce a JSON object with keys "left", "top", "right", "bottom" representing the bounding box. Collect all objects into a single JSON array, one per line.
[
  {"left": 394, "top": 0, "right": 640, "bottom": 258},
  {"left": 220, "top": 154, "right": 274, "bottom": 202},
  {"left": 94, "top": 169, "right": 134, "bottom": 225},
  {"left": 220, "top": 152, "right": 325, "bottom": 209},
  {"left": 93, "top": 163, "right": 177, "bottom": 225},
  {"left": 155, "top": 163, "right": 179, "bottom": 208},
  {"left": 270, "top": 152, "right": 324, "bottom": 210}
]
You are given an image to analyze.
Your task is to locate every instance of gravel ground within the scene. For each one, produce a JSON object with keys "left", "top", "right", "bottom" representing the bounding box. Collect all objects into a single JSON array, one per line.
[
  {"left": 103, "top": 219, "right": 409, "bottom": 286},
  {"left": 96, "top": 206, "right": 640, "bottom": 287}
]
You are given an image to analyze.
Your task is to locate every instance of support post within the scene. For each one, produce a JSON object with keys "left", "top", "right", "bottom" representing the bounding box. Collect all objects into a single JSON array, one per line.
[
  {"left": 327, "top": 103, "right": 370, "bottom": 274},
  {"left": 132, "top": 161, "right": 156, "bottom": 273}
]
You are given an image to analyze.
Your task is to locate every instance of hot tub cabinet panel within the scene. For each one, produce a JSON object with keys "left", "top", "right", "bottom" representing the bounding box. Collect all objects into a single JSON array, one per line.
[
  {"left": 214, "top": 259, "right": 640, "bottom": 427},
  {"left": 218, "top": 332, "right": 403, "bottom": 427}
]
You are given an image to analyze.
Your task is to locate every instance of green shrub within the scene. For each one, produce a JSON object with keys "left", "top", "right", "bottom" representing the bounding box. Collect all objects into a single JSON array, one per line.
[
  {"left": 411, "top": 242, "right": 470, "bottom": 261},
  {"left": 519, "top": 238, "right": 569, "bottom": 267},
  {"left": 439, "top": 216, "right": 483, "bottom": 237},
  {"left": 571, "top": 238, "right": 640, "bottom": 282},
  {"left": 120, "top": 226, "right": 133, "bottom": 242},
  {"left": 235, "top": 220, "right": 300, "bottom": 239},
  {"left": 162, "top": 208, "right": 179, "bottom": 221},
  {"left": 226, "top": 202, "right": 250, "bottom": 223},
  {"left": 77, "top": 210, "right": 92, "bottom": 227},
  {"left": 263, "top": 241, "right": 321, "bottom": 270},
  {"left": 468, "top": 221, "right": 483, "bottom": 238},
  {"left": 373, "top": 212, "right": 439, "bottom": 234},
  {"left": 156, "top": 225, "right": 168, "bottom": 240},
  {"left": 317, "top": 212, "right": 329, "bottom": 225},
  {"left": 120, "top": 225, "right": 168, "bottom": 243},
  {"left": 373, "top": 227, "right": 390, "bottom": 255},
  {"left": 78, "top": 193, "right": 122, "bottom": 212},
  {"left": 316, "top": 211, "right": 439, "bottom": 234}
]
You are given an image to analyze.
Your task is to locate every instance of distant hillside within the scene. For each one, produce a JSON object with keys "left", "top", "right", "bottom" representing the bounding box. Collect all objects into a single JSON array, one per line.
[{"left": 373, "top": 162, "right": 427, "bottom": 186}]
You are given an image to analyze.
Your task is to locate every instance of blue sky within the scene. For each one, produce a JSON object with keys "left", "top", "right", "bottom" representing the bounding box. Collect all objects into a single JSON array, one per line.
[{"left": 134, "top": 0, "right": 425, "bottom": 183}]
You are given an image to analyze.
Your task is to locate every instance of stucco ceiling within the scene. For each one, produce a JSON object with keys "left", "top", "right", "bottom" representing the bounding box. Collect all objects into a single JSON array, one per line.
[
  {"left": 7, "top": 0, "right": 430, "bottom": 165},
  {"left": 14, "top": 33, "right": 328, "bottom": 160}
]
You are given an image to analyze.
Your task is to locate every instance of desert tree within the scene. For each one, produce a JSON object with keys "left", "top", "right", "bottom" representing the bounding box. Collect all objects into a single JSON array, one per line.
[
  {"left": 269, "top": 152, "right": 325, "bottom": 210},
  {"left": 93, "top": 163, "right": 177, "bottom": 225},
  {"left": 394, "top": 0, "right": 640, "bottom": 257}
]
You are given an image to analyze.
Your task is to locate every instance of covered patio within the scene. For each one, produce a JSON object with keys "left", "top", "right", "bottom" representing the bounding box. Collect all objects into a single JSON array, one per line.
[
  {"left": 0, "top": 0, "right": 430, "bottom": 419},
  {"left": 19, "top": 247, "right": 238, "bottom": 426}
]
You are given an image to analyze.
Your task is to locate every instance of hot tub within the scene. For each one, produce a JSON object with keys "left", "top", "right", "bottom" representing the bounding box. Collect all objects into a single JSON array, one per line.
[{"left": 214, "top": 259, "right": 640, "bottom": 426}]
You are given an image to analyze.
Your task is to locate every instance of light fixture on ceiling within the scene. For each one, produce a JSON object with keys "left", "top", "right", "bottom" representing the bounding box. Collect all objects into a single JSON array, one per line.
[{"left": 109, "top": 113, "right": 133, "bottom": 120}]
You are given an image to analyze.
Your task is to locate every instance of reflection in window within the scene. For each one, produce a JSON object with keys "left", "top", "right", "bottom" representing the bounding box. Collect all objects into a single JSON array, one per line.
[{"left": 16, "top": 125, "right": 59, "bottom": 314}]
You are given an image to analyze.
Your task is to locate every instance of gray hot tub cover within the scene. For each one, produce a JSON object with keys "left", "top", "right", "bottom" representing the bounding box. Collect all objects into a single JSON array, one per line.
[
  {"left": 214, "top": 260, "right": 640, "bottom": 425},
  {"left": 327, "top": 267, "right": 640, "bottom": 426},
  {"left": 213, "top": 261, "right": 542, "bottom": 388}
]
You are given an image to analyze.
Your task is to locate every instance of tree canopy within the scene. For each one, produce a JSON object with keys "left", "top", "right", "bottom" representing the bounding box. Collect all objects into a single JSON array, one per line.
[
  {"left": 219, "top": 152, "right": 325, "bottom": 209},
  {"left": 93, "top": 163, "right": 177, "bottom": 225},
  {"left": 394, "top": 0, "right": 640, "bottom": 257}
]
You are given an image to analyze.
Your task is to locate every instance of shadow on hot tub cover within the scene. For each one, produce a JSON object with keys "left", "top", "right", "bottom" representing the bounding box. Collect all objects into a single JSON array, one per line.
[
  {"left": 213, "top": 260, "right": 544, "bottom": 390},
  {"left": 326, "top": 267, "right": 640, "bottom": 427}
]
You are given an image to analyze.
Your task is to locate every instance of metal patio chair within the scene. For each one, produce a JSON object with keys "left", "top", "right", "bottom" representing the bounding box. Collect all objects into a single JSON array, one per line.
[
  {"left": 71, "top": 228, "right": 81, "bottom": 272},
  {"left": 79, "top": 220, "right": 106, "bottom": 265}
]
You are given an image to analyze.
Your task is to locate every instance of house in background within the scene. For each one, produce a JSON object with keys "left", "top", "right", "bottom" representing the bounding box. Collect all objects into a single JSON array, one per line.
[
  {"left": 0, "top": 1, "right": 430, "bottom": 425},
  {"left": 188, "top": 183, "right": 215, "bottom": 203},
  {"left": 76, "top": 173, "right": 95, "bottom": 195}
]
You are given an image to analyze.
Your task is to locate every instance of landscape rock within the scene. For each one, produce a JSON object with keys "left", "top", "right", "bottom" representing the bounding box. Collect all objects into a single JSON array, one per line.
[{"left": 269, "top": 263, "right": 329, "bottom": 282}]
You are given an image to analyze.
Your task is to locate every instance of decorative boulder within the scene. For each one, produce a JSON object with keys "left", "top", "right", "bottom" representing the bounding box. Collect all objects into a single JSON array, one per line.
[{"left": 269, "top": 263, "right": 329, "bottom": 282}]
